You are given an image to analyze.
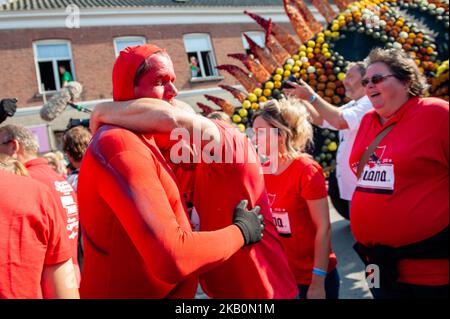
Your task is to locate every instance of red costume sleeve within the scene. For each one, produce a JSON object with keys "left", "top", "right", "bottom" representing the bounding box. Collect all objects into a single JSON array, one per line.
[{"left": 96, "top": 148, "right": 244, "bottom": 285}]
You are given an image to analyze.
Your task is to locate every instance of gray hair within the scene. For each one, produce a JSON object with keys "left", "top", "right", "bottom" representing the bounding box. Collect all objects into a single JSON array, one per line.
[
  {"left": 366, "top": 48, "right": 429, "bottom": 97},
  {"left": 347, "top": 61, "right": 367, "bottom": 77},
  {"left": 0, "top": 124, "right": 39, "bottom": 154}
]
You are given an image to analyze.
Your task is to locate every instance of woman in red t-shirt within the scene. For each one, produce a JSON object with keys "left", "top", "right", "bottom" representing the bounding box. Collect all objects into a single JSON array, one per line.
[
  {"left": 349, "top": 48, "right": 448, "bottom": 299},
  {"left": 252, "top": 98, "right": 339, "bottom": 299}
]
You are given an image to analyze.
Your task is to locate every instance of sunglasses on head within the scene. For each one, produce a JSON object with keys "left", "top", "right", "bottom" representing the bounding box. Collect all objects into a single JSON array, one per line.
[{"left": 361, "top": 74, "right": 396, "bottom": 87}]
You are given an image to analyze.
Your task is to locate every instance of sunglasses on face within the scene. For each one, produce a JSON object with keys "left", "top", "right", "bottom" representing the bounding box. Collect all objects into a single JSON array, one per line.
[{"left": 361, "top": 74, "right": 396, "bottom": 87}]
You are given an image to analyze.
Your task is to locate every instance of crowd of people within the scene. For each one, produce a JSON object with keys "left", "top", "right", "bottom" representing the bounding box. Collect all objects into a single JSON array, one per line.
[{"left": 0, "top": 44, "right": 448, "bottom": 299}]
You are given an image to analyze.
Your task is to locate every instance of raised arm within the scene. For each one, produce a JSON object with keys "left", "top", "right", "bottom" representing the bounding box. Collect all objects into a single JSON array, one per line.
[
  {"left": 302, "top": 100, "right": 325, "bottom": 127},
  {"left": 284, "top": 80, "right": 349, "bottom": 129},
  {"left": 90, "top": 98, "right": 220, "bottom": 147}
]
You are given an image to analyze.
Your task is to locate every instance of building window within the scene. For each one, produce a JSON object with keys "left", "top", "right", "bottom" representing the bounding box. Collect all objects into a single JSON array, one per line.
[
  {"left": 114, "top": 36, "right": 146, "bottom": 57},
  {"left": 242, "top": 31, "right": 266, "bottom": 55},
  {"left": 183, "top": 34, "right": 218, "bottom": 80},
  {"left": 33, "top": 41, "right": 75, "bottom": 93}
]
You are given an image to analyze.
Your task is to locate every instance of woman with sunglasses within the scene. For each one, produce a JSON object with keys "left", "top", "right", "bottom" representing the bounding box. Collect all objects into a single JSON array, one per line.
[
  {"left": 252, "top": 98, "right": 339, "bottom": 299},
  {"left": 349, "top": 48, "right": 449, "bottom": 299}
]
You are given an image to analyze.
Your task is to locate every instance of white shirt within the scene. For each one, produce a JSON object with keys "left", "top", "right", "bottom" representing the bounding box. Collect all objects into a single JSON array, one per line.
[
  {"left": 321, "top": 95, "right": 373, "bottom": 201},
  {"left": 67, "top": 172, "right": 79, "bottom": 192}
]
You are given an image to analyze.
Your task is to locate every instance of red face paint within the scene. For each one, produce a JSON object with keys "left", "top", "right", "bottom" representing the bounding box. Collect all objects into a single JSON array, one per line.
[
  {"left": 134, "top": 54, "right": 178, "bottom": 104},
  {"left": 112, "top": 44, "right": 178, "bottom": 151},
  {"left": 113, "top": 44, "right": 176, "bottom": 101}
]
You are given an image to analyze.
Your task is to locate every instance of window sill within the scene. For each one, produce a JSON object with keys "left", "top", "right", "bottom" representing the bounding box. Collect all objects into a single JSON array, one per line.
[
  {"left": 35, "top": 91, "right": 57, "bottom": 97},
  {"left": 31, "top": 91, "right": 58, "bottom": 101},
  {"left": 189, "top": 76, "right": 224, "bottom": 83}
]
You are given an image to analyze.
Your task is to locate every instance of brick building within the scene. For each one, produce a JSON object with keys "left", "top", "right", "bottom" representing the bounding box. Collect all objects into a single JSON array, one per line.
[{"left": 0, "top": 0, "right": 327, "bottom": 150}]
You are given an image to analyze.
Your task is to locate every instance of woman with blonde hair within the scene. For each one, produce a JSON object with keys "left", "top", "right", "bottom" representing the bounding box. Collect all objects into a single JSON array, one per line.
[
  {"left": 0, "top": 153, "right": 28, "bottom": 176},
  {"left": 252, "top": 97, "right": 339, "bottom": 299},
  {"left": 43, "top": 151, "right": 68, "bottom": 178}
]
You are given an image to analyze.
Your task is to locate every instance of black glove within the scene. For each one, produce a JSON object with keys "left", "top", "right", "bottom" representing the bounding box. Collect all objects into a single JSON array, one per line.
[
  {"left": 233, "top": 199, "right": 265, "bottom": 246},
  {"left": 0, "top": 98, "right": 17, "bottom": 124}
]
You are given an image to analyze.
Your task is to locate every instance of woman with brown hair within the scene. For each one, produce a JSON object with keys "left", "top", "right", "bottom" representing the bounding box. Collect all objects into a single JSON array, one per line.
[
  {"left": 350, "top": 48, "right": 448, "bottom": 298},
  {"left": 252, "top": 98, "right": 339, "bottom": 299}
]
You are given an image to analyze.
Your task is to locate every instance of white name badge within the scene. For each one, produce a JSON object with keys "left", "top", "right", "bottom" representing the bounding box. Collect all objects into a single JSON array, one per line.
[
  {"left": 357, "top": 164, "right": 395, "bottom": 194},
  {"left": 272, "top": 209, "right": 292, "bottom": 237}
]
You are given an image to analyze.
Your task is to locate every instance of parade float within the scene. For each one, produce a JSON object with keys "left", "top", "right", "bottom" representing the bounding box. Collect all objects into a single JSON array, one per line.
[{"left": 197, "top": 0, "right": 449, "bottom": 218}]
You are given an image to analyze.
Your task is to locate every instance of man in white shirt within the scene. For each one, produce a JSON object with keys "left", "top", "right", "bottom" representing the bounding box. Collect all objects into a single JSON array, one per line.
[{"left": 284, "top": 62, "right": 373, "bottom": 217}]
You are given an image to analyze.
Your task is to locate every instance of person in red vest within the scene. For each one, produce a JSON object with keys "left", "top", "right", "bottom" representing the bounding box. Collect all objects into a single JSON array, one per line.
[
  {"left": 350, "top": 48, "right": 448, "bottom": 299},
  {"left": 0, "top": 124, "right": 81, "bottom": 286},
  {"left": 77, "top": 44, "right": 264, "bottom": 298},
  {"left": 89, "top": 43, "right": 298, "bottom": 299}
]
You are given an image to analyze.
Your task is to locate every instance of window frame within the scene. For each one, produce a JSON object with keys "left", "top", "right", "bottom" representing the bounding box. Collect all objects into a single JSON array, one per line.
[
  {"left": 33, "top": 40, "right": 76, "bottom": 94},
  {"left": 113, "top": 36, "right": 147, "bottom": 58},
  {"left": 183, "top": 33, "right": 220, "bottom": 81}
]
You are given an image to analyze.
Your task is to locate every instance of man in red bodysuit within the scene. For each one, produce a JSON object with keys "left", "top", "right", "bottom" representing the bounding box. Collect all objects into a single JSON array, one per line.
[
  {"left": 90, "top": 44, "right": 299, "bottom": 299},
  {"left": 77, "top": 44, "right": 264, "bottom": 298}
]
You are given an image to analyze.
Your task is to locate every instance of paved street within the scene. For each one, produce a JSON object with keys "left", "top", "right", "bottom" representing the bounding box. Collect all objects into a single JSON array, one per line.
[{"left": 329, "top": 200, "right": 373, "bottom": 299}]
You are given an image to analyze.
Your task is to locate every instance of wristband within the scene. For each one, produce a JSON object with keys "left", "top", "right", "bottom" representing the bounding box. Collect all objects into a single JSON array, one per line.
[
  {"left": 312, "top": 268, "right": 328, "bottom": 277},
  {"left": 309, "top": 94, "right": 317, "bottom": 104}
]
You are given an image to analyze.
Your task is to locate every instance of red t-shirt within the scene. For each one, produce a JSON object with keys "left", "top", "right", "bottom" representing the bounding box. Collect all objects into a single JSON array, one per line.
[
  {"left": 25, "top": 158, "right": 80, "bottom": 283},
  {"left": 191, "top": 120, "right": 298, "bottom": 299},
  {"left": 349, "top": 97, "right": 449, "bottom": 286},
  {"left": 264, "top": 156, "right": 337, "bottom": 285},
  {"left": 77, "top": 125, "right": 244, "bottom": 298},
  {"left": 0, "top": 170, "right": 72, "bottom": 298}
]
